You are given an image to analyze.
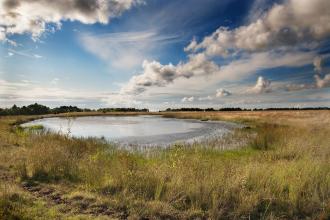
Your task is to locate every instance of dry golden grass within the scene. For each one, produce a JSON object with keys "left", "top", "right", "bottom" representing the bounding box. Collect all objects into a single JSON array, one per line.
[{"left": 0, "top": 110, "right": 329, "bottom": 219}]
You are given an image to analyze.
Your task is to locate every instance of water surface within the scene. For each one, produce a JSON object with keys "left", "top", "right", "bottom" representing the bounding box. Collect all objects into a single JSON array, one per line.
[{"left": 22, "top": 115, "right": 239, "bottom": 146}]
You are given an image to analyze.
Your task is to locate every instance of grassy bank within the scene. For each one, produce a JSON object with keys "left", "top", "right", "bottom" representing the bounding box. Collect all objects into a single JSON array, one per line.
[{"left": 0, "top": 111, "right": 329, "bottom": 219}]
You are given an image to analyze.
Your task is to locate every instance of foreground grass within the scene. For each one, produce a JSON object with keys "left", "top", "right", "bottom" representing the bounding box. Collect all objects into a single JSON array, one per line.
[{"left": 0, "top": 111, "right": 329, "bottom": 219}]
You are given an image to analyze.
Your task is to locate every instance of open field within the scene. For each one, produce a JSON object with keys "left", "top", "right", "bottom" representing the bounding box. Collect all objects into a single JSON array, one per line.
[{"left": 0, "top": 110, "right": 329, "bottom": 219}]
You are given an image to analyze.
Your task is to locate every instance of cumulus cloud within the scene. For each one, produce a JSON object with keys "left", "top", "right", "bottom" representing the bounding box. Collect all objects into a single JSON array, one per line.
[
  {"left": 185, "top": 0, "right": 330, "bottom": 56},
  {"left": 120, "top": 60, "right": 178, "bottom": 94},
  {"left": 120, "top": 49, "right": 314, "bottom": 98},
  {"left": 119, "top": 0, "right": 325, "bottom": 97},
  {"left": 216, "top": 88, "right": 231, "bottom": 97},
  {"left": 0, "top": 0, "right": 141, "bottom": 41},
  {"left": 184, "top": 37, "right": 198, "bottom": 52},
  {"left": 181, "top": 96, "right": 194, "bottom": 102},
  {"left": 120, "top": 53, "right": 219, "bottom": 95},
  {"left": 249, "top": 76, "right": 272, "bottom": 94}
]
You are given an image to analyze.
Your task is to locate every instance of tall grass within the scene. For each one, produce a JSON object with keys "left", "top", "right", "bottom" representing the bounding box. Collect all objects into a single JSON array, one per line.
[
  {"left": 250, "top": 123, "right": 282, "bottom": 150},
  {"left": 0, "top": 111, "right": 329, "bottom": 219}
]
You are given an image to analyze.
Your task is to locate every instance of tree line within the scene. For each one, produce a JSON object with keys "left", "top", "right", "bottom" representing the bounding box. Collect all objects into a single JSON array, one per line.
[
  {"left": 0, "top": 104, "right": 328, "bottom": 116},
  {"left": 97, "top": 108, "right": 149, "bottom": 113},
  {"left": 0, "top": 103, "right": 149, "bottom": 116},
  {"left": 163, "top": 107, "right": 330, "bottom": 112}
]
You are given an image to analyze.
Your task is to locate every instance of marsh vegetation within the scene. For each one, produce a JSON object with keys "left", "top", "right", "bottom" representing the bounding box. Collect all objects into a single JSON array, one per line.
[{"left": 0, "top": 111, "right": 329, "bottom": 219}]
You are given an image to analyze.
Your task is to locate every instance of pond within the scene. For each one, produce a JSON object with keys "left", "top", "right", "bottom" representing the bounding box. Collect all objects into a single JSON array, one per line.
[{"left": 22, "top": 115, "right": 239, "bottom": 146}]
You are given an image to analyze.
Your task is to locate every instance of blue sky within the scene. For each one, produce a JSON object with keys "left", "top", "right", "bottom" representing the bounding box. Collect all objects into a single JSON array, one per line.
[{"left": 1, "top": 0, "right": 330, "bottom": 110}]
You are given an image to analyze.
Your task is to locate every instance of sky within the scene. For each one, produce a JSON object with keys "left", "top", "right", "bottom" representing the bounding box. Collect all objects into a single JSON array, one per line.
[{"left": 1, "top": 0, "right": 330, "bottom": 110}]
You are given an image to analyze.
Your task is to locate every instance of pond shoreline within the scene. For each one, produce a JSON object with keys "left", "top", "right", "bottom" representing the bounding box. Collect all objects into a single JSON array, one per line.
[{"left": 21, "top": 115, "right": 242, "bottom": 148}]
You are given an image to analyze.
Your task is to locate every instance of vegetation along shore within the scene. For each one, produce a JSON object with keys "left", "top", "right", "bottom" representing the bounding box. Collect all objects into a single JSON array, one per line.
[{"left": 0, "top": 109, "right": 329, "bottom": 219}]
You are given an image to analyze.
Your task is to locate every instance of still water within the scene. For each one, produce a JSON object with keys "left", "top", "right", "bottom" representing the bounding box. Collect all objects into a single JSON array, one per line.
[{"left": 22, "top": 115, "right": 238, "bottom": 146}]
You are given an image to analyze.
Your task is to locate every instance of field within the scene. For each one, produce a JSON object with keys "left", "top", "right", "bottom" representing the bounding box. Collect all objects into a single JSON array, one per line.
[{"left": 0, "top": 110, "right": 329, "bottom": 219}]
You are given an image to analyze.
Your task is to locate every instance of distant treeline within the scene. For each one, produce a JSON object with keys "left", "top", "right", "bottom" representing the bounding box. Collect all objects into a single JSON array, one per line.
[
  {"left": 163, "top": 107, "right": 330, "bottom": 112},
  {"left": 97, "top": 108, "right": 149, "bottom": 113},
  {"left": 1, "top": 104, "right": 328, "bottom": 116},
  {"left": 0, "top": 103, "right": 149, "bottom": 116}
]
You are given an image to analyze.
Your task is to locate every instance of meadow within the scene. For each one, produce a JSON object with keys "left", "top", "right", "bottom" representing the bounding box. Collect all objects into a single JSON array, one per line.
[{"left": 0, "top": 110, "right": 329, "bottom": 219}]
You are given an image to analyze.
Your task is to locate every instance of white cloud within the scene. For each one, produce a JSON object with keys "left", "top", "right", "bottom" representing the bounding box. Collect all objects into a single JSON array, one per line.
[
  {"left": 7, "top": 48, "right": 42, "bottom": 59},
  {"left": 285, "top": 83, "right": 313, "bottom": 91},
  {"left": 2, "top": 0, "right": 328, "bottom": 108},
  {"left": 179, "top": 53, "right": 219, "bottom": 78},
  {"left": 184, "top": 37, "right": 198, "bottom": 52},
  {"left": 181, "top": 96, "right": 194, "bottom": 102},
  {"left": 216, "top": 88, "right": 231, "bottom": 97},
  {"left": 313, "top": 55, "right": 330, "bottom": 89},
  {"left": 198, "top": 96, "right": 213, "bottom": 101},
  {"left": 315, "top": 74, "right": 330, "bottom": 88},
  {"left": 0, "top": 28, "right": 5, "bottom": 41},
  {"left": 246, "top": 0, "right": 274, "bottom": 23},
  {"left": 121, "top": 53, "right": 219, "bottom": 95},
  {"left": 186, "top": 0, "right": 330, "bottom": 56},
  {"left": 33, "top": 54, "right": 43, "bottom": 59},
  {"left": 118, "top": 0, "right": 327, "bottom": 98},
  {"left": 119, "top": 49, "right": 315, "bottom": 100},
  {"left": 50, "top": 78, "right": 60, "bottom": 86},
  {"left": 101, "top": 94, "right": 143, "bottom": 107},
  {"left": 120, "top": 60, "right": 178, "bottom": 94},
  {"left": 80, "top": 30, "right": 179, "bottom": 70},
  {"left": 0, "top": 78, "right": 150, "bottom": 108},
  {"left": 313, "top": 56, "right": 323, "bottom": 73},
  {"left": 0, "top": 79, "right": 107, "bottom": 104},
  {"left": 283, "top": 55, "right": 330, "bottom": 91},
  {"left": 0, "top": 0, "right": 142, "bottom": 41},
  {"left": 249, "top": 76, "right": 272, "bottom": 94},
  {"left": 153, "top": 50, "right": 314, "bottom": 95}
]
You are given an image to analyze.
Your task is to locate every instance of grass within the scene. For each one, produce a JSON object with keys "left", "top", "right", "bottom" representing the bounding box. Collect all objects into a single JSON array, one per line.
[
  {"left": 24, "top": 124, "right": 44, "bottom": 130},
  {"left": 0, "top": 183, "right": 64, "bottom": 220},
  {"left": 0, "top": 110, "right": 329, "bottom": 219}
]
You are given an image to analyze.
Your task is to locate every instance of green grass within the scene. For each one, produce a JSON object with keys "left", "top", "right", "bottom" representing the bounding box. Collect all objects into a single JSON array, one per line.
[
  {"left": 0, "top": 111, "right": 329, "bottom": 219},
  {"left": 25, "top": 124, "right": 44, "bottom": 130}
]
